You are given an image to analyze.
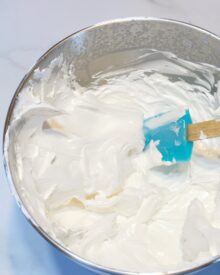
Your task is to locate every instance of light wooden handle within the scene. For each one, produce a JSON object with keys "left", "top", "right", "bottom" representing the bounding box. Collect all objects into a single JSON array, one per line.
[{"left": 187, "top": 120, "right": 220, "bottom": 141}]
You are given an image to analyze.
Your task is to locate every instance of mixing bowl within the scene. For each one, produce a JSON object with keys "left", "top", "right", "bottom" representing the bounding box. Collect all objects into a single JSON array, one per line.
[{"left": 3, "top": 17, "right": 220, "bottom": 275}]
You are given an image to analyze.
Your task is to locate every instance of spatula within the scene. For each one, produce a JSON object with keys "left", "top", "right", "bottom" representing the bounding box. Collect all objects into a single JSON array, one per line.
[{"left": 143, "top": 110, "right": 220, "bottom": 162}]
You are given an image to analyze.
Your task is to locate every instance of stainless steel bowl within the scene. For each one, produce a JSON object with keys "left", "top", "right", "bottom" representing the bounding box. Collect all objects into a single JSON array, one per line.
[{"left": 3, "top": 17, "right": 220, "bottom": 275}]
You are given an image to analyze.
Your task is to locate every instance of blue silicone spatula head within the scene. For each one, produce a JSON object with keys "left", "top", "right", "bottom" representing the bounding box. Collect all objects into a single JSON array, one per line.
[{"left": 144, "top": 109, "right": 193, "bottom": 162}]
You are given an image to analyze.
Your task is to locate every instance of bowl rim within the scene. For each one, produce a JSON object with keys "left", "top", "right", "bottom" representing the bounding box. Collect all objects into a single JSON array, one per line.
[{"left": 2, "top": 17, "right": 220, "bottom": 275}]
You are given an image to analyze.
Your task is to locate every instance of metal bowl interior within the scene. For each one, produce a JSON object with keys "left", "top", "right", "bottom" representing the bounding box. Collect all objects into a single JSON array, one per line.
[{"left": 3, "top": 17, "right": 220, "bottom": 275}]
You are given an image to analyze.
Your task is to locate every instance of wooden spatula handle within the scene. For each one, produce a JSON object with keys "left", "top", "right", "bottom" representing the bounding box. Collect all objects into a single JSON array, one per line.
[{"left": 187, "top": 120, "right": 220, "bottom": 141}]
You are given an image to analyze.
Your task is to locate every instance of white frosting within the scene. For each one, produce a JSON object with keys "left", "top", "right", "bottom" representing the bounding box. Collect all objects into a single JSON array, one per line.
[
  {"left": 6, "top": 50, "right": 220, "bottom": 273},
  {"left": 199, "top": 130, "right": 207, "bottom": 140}
]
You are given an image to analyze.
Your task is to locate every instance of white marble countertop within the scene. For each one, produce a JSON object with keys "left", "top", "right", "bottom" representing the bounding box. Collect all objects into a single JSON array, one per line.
[{"left": 1, "top": 1, "right": 220, "bottom": 274}]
